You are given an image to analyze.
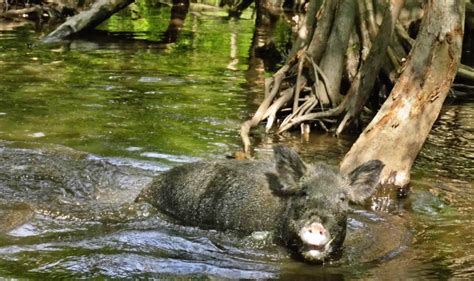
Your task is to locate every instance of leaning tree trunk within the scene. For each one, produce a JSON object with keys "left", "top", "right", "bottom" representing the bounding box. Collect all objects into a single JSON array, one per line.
[
  {"left": 340, "top": 0, "right": 464, "bottom": 189},
  {"left": 41, "top": 0, "right": 135, "bottom": 43}
]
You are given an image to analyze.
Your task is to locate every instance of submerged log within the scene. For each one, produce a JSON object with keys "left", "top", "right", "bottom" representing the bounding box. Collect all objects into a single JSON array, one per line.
[
  {"left": 340, "top": 0, "right": 465, "bottom": 190},
  {"left": 41, "top": 0, "right": 134, "bottom": 43}
]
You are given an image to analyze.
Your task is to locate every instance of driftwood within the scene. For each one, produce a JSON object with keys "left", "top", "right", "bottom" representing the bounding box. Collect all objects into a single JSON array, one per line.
[{"left": 41, "top": 0, "right": 134, "bottom": 43}]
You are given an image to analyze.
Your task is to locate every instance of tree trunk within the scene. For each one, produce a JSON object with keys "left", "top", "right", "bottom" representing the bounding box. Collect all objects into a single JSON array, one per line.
[
  {"left": 335, "top": 0, "right": 405, "bottom": 135},
  {"left": 340, "top": 0, "right": 465, "bottom": 190},
  {"left": 316, "top": 0, "right": 356, "bottom": 106}
]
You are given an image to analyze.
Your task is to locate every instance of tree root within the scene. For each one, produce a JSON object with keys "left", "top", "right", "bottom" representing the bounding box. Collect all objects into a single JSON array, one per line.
[
  {"left": 457, "top": 64, "right": 474, "bottom": 81},
  {"left": 240, "top": 65, "right": 289, "bottom": 153},
  {"left": 240, "top": 47, "right": 340, "bottom": 154},
  {"left": 240, "top": 0, "right": 408, "bottom": 153}
]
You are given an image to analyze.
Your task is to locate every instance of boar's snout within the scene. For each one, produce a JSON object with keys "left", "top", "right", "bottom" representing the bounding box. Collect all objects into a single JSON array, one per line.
[
  {"left": 298, "top": 222, "right": 333, "bottom": 261},
  {"left": 288, "top": 211, "right": 344, "bottom": 263}
]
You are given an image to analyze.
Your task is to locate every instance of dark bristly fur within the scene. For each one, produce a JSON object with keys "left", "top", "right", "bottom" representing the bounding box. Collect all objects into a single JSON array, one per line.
[{"left": 136, "top": 145, "right": 384, "bottom": 262}]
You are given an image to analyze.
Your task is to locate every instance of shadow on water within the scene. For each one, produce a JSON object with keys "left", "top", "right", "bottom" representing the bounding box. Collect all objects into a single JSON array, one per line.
[{"left": 0, "top": 0, "right": 473, "bottom": 279}]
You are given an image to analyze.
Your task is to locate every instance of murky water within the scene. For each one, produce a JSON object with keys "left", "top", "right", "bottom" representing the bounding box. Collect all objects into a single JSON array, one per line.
[{"left": 0, "top": 2, "right": 473, "bottom": 279}]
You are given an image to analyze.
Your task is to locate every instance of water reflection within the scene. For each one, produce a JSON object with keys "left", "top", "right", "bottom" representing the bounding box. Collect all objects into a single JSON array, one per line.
[
  {"left": 0, "top": 14, "right": 252, "bottom": 160},
  {"left": 417, "top": 99, "right": 474, "bottom": 181}
]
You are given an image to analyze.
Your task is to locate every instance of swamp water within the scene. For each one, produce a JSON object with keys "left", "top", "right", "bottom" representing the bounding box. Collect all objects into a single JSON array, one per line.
[{"left": 0, "top": 2, "right": 473, "bottom": 279}]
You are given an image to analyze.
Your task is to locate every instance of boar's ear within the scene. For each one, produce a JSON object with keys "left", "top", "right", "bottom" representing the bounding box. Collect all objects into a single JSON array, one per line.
[
  {"left": 272, "top": 145, "right": 307, "bottom": 195},
  {"left": 346, "top": 160, "right": 384, "bottom": 204}
]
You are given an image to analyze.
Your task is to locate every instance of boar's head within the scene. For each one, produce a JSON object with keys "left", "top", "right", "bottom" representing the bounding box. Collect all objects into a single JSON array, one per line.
[{"left": 270, "top": 145, "right": 384, "bottom": 263}]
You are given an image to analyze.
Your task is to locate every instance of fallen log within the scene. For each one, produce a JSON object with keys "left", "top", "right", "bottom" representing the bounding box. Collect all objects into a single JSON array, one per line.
[{"left": 41, "top": 0, "right": 134, "bottom": 43}]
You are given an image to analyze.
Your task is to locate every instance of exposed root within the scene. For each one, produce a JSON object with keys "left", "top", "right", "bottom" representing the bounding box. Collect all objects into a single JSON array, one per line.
[
  {"left": 277, "top": 105, "right": 344, "bottom": 133},
  {"left": 457, "top": 64, "right": 474, "bottom": 81},
  {"left": 240, "top": 65, "right": 290, "bottom": 153},
  {"left": 240, "top": 0, "right": 409, "bottom": 153},
  {"left": 264, "top": 88, "right": 295, "bottom": 132},
  {"left": 395, "top": 22, "right": 415, "bottom": 49},
  {"left": 358, "top": 0, "right": 372, "bottom": 60}
]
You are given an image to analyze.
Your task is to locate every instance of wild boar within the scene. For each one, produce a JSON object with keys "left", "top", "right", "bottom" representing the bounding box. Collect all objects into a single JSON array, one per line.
[{"left": 136, "top": 145, "right": 384, "bottom": 262}]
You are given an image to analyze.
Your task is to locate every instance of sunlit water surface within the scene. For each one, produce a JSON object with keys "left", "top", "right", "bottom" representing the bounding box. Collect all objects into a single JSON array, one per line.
[{"left": 0, "top": 2, "right": 473, "bottom": 279}]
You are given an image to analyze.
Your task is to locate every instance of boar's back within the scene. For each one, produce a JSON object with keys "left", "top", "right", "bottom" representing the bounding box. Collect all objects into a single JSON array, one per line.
[{"left": 137, "top": 160, "right": 287, "bottom": 234}]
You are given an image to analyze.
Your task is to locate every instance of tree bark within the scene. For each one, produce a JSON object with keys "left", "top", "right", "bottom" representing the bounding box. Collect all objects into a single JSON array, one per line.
[
  {"left": 316, "top": 0, "right": 357, "bottom": 106},
  {"left": 41, "top": 0, "right": 134, "bottom": 44},
  {"left": 306, "top": 0, "right": 338, "bottom": 64},
  {"left": 336, "top": 0, "right": 405, "bottom": 135},
  {"left": 340, "top": 0, "right": 465, "bottom": 189}
]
